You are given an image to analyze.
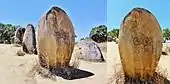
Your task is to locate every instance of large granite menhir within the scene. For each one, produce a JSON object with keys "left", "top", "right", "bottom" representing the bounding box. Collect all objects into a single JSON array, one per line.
[
  {"left": 37, "top": 6, "right": 75, "bottom": 70},
  {"left": 118, "top": 7, "right": 162, "bottom": 82}
]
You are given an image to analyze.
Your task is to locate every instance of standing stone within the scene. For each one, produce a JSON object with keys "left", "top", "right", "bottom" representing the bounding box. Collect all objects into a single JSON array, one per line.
[
  {"left": 37, "top": 6, "right": 75, "bottom": 69},
  {"left": 118, "top": 8, "right": 162, "bottom": 80},
  {"left": 22, "top": 24, "right": 37, "bottom": 54},
  {"left": 71, "top": 40, "right": 104, "bottom": 63},
  {"left": 14, "top": 27, "right": 25, "bottom": 44}
]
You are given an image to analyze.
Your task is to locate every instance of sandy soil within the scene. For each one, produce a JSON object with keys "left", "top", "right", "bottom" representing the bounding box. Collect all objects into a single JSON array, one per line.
[
  {"left": 0, "top": 43, "right": 106, "bottom": 84},
  {"left": 107, "top": 42, "right": 170, "bottom": 84},
  {"left": 2, "top": 42, "right": 169, "bottom": 84}
]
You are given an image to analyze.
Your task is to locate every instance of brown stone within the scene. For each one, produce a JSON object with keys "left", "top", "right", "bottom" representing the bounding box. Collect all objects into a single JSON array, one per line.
[
  {"left": 118, "top": 8, "right": 162, "bottom": 80},
  {"left": 37, "top": 6, "right": 75, "bottom": 69}
]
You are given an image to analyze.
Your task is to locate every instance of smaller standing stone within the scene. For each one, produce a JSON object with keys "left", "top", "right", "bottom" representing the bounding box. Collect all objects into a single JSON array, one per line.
[
  {"left": 14, "top": 27, "right": 25, "bottom": 44},
  {"left": 22, "top": 24, "right": 37, "bottom": 54}
]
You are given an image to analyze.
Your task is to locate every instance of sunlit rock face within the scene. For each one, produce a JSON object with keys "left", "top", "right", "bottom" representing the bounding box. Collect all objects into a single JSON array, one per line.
[
  {"left": 118, "top": 7, "right": 162, "bottom": 80},
  {"left": 37, "top": 6, "right": 75, "bottom": 69}
]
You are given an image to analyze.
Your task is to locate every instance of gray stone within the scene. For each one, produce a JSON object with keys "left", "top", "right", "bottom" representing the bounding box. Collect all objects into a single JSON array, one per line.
[
  {"left": 72, "top": 40, "right": 105, "bottom": 62},
  {"left": 14, "top": 27, "right": 25, "bottom": 44},
  {"left": 22, "top": 24, "right": 37, "bottom": 54}
]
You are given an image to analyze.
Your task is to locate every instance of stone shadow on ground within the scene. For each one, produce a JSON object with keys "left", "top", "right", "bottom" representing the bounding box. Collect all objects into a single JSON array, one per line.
[
  {"left": 38, "top": 66, "right": 94, "bottom": 80},
  {"left": 50, "top": 67, "right": 94, "bottom": 80}
]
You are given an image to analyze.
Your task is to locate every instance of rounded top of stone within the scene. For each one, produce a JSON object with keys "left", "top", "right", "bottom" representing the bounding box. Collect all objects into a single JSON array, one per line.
[
  {"left": 27, "top": 24, "right": 34, "bottom": 27},
  {"left": 45, "top": 6, "right": 67, "bottom": 20},
  {"left": 131, "top": 7, "right": 152, "bottom": 14},
  {"left": 51, "top": 6, "right": 66, "bottom": 14},
  {"left": 47, "top": 6, "right": 66, "bottom": 15},
  {"left": 122, "top": 7, "right": 154, "bottom": 24}
]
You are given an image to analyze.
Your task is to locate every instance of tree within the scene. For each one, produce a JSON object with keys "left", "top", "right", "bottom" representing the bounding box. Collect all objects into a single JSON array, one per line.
[
  {"left": 107, "top": 28, "right": 119, "bottom": 42},
  {"left": 0, "top": 23, "right": 18, "bottom": 44},
  {"left": 107, "top": 29, "right": 119, "bottom": 38},
  {"left": 89, "top": 25, "right": 107, "bottom": 43},
  {"left": 162, "top": 28, "right": 170, "bottom": 42},
  {"left": 80, "top": 37, "right": 92, "bottom": 41}
]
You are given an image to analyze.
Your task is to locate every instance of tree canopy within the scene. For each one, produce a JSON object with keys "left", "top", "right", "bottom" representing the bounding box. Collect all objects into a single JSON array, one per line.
[
  {"left": 0, "top": 23, "right": 19, "bottom": 44},
  {"left": 107, "top": 29, "right": 119, "bottom": 37},
  {"left": 162, "top": 28, "right": 170, "bottom": 40},
  {"left": 89, "top": 25, "right": 107, "bottom": 43},
  {"left": 107, "top": 28, "right": 119, "bottom": 42}
]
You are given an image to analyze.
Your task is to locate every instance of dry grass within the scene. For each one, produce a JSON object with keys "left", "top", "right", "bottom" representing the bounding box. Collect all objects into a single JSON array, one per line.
[
  {"left": 108, "top": 65, "right": 168, "bottom": 84},
  {"left": 28, "top": 51, "right": 83, "bottom": 81},
  {"left": 28, "top": 61, "right": 57, "bottom": 81}
]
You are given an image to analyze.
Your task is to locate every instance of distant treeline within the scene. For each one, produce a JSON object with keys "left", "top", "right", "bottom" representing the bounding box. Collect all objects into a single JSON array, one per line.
[
  {"left": 0, "top": 23, "right": 22, "bottom": 44},
  {"left": 107, "top": 28, "right": 170, "bottom": 42},
  {"left": 80, "top": 25, "right": 118, "bottom": 43},
  {"left": 86, "top": 25, "right": 170, "bottom": 43},
  {"left": 1, "top": 22, "right": 170, "bottom": 44},
  {"left": 80, "top": 25, "right": 107, "bottom": 43}
]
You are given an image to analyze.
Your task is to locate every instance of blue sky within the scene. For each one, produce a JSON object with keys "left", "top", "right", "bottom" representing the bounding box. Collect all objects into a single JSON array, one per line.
[
  {"left": 0, "top": 0, "right": 106, "bottom": 41},
  {"left": 107, "top": 0, "right": 170, "bottom": 31},
  {"left": 2, "top": 0, "right": 169, "bottom": 40}
]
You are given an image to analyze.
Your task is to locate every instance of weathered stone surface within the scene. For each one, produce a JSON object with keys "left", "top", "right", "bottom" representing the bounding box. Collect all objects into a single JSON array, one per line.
[
  {"left": 37, "top": 6, "right": 75, "bottom": 69},
  {"left": 118, "top": 8, "right": 162, "bottom": 80},
  {"left": 22, "top": 24, "right": 36, "bottom": 54},
  {"left": 71, "top": 40, "right": 104, "bottom": 62},
  {"left": 14, "top": 27, "right": 25, "bottom": 44}
]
